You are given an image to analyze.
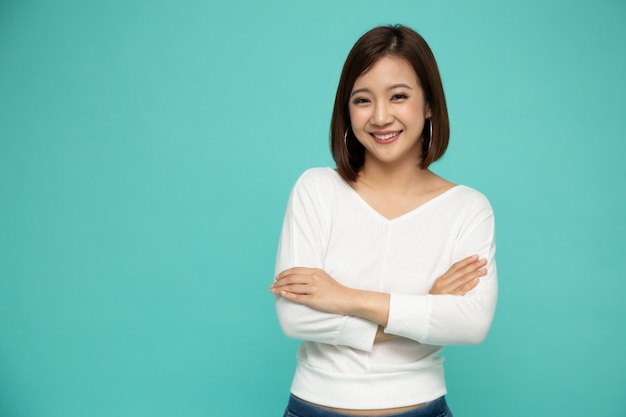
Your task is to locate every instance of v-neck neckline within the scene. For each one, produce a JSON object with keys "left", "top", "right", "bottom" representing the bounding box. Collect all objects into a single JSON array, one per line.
[{"left": 328, "top": 168, "right": 462, "bottom": 223}]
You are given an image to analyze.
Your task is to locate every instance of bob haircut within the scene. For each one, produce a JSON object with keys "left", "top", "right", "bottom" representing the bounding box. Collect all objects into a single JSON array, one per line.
[{"left": 331, "top": 25, "right": 450, "bottom": 182}]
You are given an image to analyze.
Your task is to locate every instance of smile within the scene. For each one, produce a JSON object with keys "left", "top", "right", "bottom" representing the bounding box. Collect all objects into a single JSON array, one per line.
[{"left": 371, "top": 130, "right": 402, "bottom": 142}]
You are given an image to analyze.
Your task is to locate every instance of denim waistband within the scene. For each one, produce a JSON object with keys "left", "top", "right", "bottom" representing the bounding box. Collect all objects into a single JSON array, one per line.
[{"left": 285, "top": 394, "right": 451, "bottom": 417}]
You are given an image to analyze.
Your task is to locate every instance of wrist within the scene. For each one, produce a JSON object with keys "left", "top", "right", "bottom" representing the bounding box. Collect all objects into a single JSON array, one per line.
[{"left": 344, "top": 289, "right": 390, "bottom": 326}]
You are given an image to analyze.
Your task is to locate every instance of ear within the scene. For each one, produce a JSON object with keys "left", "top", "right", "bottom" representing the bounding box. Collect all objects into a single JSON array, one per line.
[{"left": 425, "top": 102, "right": 432, "bottom": 119}]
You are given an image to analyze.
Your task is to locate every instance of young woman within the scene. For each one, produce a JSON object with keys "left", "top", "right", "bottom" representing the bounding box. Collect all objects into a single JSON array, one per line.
[{"left": 270, "top": 25, "right": 497, "bottom": 417}]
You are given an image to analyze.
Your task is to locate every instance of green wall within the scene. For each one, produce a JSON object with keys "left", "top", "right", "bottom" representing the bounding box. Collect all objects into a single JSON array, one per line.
[{"left": 1, "top": 1, "right": 625, "bottom": 416}]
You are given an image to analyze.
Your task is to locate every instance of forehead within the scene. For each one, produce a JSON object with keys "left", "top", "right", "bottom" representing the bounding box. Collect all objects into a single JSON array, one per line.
[{"left": 352, "top": 56, "right": 419, "bottom": 90}]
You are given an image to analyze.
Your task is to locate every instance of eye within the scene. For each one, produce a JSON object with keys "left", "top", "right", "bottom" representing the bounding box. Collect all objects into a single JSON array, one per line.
[
  {"left": 391, "top": 93, "right": 408, "bottom": 101},
  {"left": 351, "top": 97, "right": 370, "bottom": 105}
]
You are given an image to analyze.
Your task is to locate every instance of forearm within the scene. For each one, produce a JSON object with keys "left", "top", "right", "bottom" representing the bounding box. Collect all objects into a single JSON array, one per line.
[
  {"left": 343, "top": 289, "right": 395, "bottom": 344},
  {"left": 385, "top": 274, "right": 497, "bottom": 345},
  {"left": 374, "top": 325, "right": 402, "bottom": 343},
  {"left": 272, "top": 273, "right": 389, "bottom": 350},
  {"left": 275, "top": 295, "right": 379, "bottom": 351},
  {"left": 341, "top": 288, "right": 390, "bottom": 327},
  {"left": 277, "top": 292, "right": 398, "bottom": 346}
]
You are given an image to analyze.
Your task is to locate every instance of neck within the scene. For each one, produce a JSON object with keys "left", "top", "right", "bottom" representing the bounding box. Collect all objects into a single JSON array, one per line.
[{"left": 358, "top": 158, "right": 432, "bottom": 194}]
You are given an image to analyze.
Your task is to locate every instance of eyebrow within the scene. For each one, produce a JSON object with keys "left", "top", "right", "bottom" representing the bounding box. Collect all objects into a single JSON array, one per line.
[{"left": 350, "top": 83, "right": 413, "bottom": 97}]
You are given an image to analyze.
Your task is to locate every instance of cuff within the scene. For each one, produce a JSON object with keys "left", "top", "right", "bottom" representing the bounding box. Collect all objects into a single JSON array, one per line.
[
  {"left": 336, "top": 316, "right": 378, "bottom": 352},
  {"left": 385, "top": 293, "right": 431, "bottom": 341}
]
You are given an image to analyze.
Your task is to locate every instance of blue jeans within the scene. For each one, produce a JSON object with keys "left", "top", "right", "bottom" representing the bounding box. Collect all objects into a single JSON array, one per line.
[{"left": 283, "top": 394, "right": 453, "bottom": 417}]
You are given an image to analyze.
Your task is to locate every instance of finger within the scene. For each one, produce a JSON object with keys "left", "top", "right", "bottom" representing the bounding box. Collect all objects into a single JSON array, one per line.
[
  {"left": 275, "top": 268, "right": 299, "bottom": 281},
  {"left": 449, "top": 255, "right": 480, "bottom": 272},
  {"left": 447, "top": 258, "right": 487, "bottom": 283},
  {"left": 449, "top": 267, "right": 487, "bottom": 292},
  {"left": 276, "top": 284, "right": 312, "bottom": 295},
  {"left": 276, "top": 270, "right": 319, "bottom": 283},
  {"left": 271, "top": 276, "right": 312, "bottom": 290},
  {"left": 453, "top": 278, "right": 480, "bottom": 295},
  {"left": 275, "top": 267, "right": 318, "bottom": 281},
  {"left": 277, "top": 289, "right": 305, "bottom": 303},
  {"left": 270, "top": 281, "right": 312, "bottom": 294},
  {"left": 437, "top": 255, "right": 480, "bottom": 282},
  {"left": 436, "top": 260, "right": 482, "bottom": 288}
]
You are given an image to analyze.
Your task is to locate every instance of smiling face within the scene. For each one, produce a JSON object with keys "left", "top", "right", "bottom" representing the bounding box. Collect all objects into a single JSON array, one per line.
[{"left": 348, "top": 55, "right": 431, "bottom": 169}]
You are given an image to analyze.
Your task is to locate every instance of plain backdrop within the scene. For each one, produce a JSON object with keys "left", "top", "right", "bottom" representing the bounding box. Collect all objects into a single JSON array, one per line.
[{"left": 1, "top": 1, "right": 625, "bottom": 416}]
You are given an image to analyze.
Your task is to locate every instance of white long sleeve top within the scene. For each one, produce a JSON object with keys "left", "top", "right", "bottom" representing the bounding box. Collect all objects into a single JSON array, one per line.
[{"left": 274, "top": 167, "right": 498, "bottom": 409}]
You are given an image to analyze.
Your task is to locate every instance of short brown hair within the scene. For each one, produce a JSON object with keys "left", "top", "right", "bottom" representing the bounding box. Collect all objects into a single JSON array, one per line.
[{"left": 330, "top": 25, "right": 450, "bottom": 182}]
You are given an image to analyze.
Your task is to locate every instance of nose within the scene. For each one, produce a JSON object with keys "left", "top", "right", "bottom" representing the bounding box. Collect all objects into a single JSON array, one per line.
[{"left": 372, "top": 101, "right": 393, "bottom": 126}]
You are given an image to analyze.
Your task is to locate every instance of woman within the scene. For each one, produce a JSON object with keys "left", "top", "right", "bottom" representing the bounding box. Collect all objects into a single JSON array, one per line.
[{"left": 270, "top": 25, "right": 497, "bottom": 417}]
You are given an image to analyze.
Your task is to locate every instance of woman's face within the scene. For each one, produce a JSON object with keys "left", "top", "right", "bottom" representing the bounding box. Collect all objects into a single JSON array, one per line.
[{"left": 348, "top": 55, "right": 431, "bottom": 168}]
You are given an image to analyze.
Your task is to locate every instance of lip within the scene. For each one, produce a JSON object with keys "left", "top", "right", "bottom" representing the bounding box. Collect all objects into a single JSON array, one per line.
[{"left": 370, "top": 130, "right": 402, "bottom": 144}]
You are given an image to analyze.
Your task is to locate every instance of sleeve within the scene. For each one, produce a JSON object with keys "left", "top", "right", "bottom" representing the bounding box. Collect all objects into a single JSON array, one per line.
[
  {"left": 384, "top": 194, "right": 498, "bottom": 345},
  {"left": 274, "top": 171, "right": 378, "bottom": 352}
]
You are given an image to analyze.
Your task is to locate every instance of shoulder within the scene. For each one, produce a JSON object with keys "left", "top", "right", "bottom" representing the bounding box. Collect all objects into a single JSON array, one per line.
[
  {"left": 453, "top": 185, "right": 490, "bottom": 203},
  {"left": 286, "top": 168, "right": 341, "bottom": 221},
  {"left": 297, "top": 167, "right": 340, "bottom": 182},
  {"left": 293, "top": 167, "right": 343, "bottom": 192},
  {"left": 450, "top": 185, "right": 494, "bottom": 215}
]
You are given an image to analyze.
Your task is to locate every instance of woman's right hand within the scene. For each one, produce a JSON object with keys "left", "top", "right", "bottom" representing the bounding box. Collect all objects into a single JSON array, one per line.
[{"left": 428, "top": 255, "right": 487, "bottom": 295}]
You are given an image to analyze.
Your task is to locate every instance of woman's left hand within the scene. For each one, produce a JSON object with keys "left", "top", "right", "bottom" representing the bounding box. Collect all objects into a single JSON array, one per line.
[{"left": 270, "top": 267, "right": 351, "bottom": 315}]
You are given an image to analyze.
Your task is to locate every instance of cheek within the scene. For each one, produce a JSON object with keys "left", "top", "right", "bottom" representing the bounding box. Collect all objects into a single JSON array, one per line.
[
  {"left": 406, "top": 101, "right": 423, "bottom": 116},
  {"left": 348, "top": 106, "right": 369, "bottom": 129},
  {"left": 401, "top": 102, "right": 427, "bottom": 126}
]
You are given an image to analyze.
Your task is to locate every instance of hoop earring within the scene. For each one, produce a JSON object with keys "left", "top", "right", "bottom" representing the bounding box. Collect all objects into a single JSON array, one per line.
[
  {"left": 428, "top": 119, "right": 432, "bottom": 151},
  {"left": 423, "top": 119, "right": 432, "bottom": 154},
  {"left": 344, "top": 128, "right": 352, "bottom": 157}
]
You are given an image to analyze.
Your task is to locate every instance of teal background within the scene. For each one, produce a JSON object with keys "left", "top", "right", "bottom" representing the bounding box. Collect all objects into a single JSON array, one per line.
[{"left": 1, "top": 0, "right": 625, "bottom": 416}]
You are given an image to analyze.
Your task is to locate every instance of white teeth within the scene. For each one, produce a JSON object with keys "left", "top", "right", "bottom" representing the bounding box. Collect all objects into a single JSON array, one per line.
[{"left": 373, "top": 131, "right": 400, "bottom": 140}]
